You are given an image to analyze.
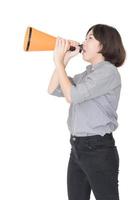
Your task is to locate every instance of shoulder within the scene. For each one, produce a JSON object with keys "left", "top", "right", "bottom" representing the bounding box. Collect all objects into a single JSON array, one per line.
[
  {"left": 100, "top": 61, "right": 121, "bottom": 84},
  {"left": 97, "top": 61, "right": 120, "bottom": 75}
]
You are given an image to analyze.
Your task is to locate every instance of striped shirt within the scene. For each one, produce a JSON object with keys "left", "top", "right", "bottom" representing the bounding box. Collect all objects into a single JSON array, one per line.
[{"left": 50, "top": 61, "right": 121, "bottom": 136}]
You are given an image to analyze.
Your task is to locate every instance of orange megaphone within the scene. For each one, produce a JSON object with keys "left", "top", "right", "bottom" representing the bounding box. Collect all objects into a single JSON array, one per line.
[{"left": 23, "top": 27, "right": 83, "bottom": 52}]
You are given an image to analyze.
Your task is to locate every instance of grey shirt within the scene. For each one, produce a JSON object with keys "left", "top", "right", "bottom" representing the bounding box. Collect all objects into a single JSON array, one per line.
[{"left": 50, "top": 61, "right": 121, "bottom": 136}]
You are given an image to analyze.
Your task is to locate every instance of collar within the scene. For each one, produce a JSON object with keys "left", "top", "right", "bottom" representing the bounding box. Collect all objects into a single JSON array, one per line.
[{"left": 86, "top": 61, "right": 110, "bottom": 72}]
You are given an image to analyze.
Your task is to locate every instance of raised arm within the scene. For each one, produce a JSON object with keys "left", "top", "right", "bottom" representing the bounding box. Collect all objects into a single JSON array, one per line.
[
  {"left": 47, "top": 68, "right": 60, "bottom": 94},
  {"left": 48, "top": 38, "right": 80, "bottom": 97}
]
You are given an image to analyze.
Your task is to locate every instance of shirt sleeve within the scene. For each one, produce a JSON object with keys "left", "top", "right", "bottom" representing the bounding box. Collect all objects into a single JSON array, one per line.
[
  {"left": 49, "top": 76, "right": 76, "bottom": 97},
  {"left": 71, "top": 66, "right": 121, "bottom": 104}
]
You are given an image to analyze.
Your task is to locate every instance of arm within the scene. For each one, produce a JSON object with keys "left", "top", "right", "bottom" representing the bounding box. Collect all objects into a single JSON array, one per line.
[
  {"left": 56, "top": 63, "right": 72, "bottom": 103},
  {"left": 48, "top": 37, "right": 80, "bottom": 98},
  {"left": 47, "top": 68, "right": 61, "bottom": 94},
  {"left": 47, "top": 63, "right": 75, "bottom": 97},
  {"left": 53, "top": 37, "right": 79, "bottom": 103},
  {"left": 47, "top": 53, "right": 70, "bottom": 95}
]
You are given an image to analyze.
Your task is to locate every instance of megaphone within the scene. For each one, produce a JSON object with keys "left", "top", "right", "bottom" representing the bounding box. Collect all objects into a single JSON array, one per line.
[{"left": 23, "top": 27, "right": 83, "bottom": 53}]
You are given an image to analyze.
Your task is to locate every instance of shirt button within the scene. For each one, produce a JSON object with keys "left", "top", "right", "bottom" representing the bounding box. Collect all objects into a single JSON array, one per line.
[
  {"left": 72, "top": 137, "right": 76, "bottom": 141},
  {"left": 88, "top": 146, "right": 92, "bottom": 149}
]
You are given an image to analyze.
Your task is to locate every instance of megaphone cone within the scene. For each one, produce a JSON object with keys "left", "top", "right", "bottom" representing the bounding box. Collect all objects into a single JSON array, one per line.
[
  {"left": 23, "top": 27, "right": 83, "bottom": 52},
  {"left": 23, "top": 27, "right": 57, "bottom": 51}
]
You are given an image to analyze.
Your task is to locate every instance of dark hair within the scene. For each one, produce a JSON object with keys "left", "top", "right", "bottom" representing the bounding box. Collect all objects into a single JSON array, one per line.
[{"left": 86, "top": 24, "right": 126, "bottom": 67}]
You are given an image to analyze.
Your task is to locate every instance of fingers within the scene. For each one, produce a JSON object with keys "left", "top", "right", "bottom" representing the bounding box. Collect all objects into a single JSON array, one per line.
[
  {"left": 55, "top": 36, "right": 60, "bottom": 50},
  {"left": 55, "top": 37, "right": 80, "bottom": 54},
  {"left": 56, "top": 37, "right": 63, "bottom": 49},
  {"left": 55, "top": 37, "right": 70, "bottom": 52},
  {"left": 68, "top": 39, "right": 80, "bottom": 47},
  {"left": 64, "top": 40, "right": 70, "bottom": 52}
]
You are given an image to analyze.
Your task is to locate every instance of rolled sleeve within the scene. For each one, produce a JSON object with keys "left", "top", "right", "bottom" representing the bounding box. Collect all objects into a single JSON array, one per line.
[
  {"left": 50, "top": 84, "right": 64, "bottom": 97},
  {"left": 71, "top": 66, "right": 121, "bottom": 104},
  {"left": 49, "top": 76, "right": 75, "bottom": 97}
]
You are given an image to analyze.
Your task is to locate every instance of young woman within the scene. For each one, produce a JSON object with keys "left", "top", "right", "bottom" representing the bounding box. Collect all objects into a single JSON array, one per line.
[{"left": 48, "top": 24, "right": 126, "bottom": 200}]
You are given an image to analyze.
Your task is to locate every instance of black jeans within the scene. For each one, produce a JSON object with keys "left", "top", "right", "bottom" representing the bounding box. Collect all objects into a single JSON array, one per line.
[{"left": 67, "top": 133, "right": 119, "bottom": 200}]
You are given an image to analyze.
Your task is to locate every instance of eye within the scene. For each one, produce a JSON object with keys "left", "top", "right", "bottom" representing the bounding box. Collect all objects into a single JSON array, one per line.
[{"left": 89, "top": 36, "right": 92, "bottom": 39}]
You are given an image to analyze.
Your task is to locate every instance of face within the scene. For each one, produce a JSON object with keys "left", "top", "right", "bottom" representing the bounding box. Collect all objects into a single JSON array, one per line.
[{"left": 82, "top": 29, "right": 103, "bottom": 62}]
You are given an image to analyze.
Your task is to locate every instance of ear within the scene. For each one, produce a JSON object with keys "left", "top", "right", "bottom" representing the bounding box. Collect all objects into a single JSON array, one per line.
[
  {"left": 99, "top": 43, "right": 103, "bottom": 51},
  {"left": 97, "top": 43, "right": 103, "bottom": 54}
]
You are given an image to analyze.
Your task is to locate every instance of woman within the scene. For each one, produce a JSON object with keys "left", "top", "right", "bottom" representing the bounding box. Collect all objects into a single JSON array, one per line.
[{"left": 48, "top": 24, "right": 126, "bottom": 200}]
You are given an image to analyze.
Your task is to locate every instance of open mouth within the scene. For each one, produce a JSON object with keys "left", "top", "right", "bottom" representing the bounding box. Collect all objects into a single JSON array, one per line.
[{"left": 82, "top": 49, "right": 86, "bottom": 54}]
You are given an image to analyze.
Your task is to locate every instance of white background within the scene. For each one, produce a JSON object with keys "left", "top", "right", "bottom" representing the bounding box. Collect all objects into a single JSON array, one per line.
[{"left": 0, "top": 0, "right": 132, "bottom": 199}]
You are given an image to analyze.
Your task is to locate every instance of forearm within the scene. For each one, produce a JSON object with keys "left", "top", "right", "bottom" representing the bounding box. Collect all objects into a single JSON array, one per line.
[
  {"left": 47, "top": 68, "right": 59, "bottom": 94},
  {"left": 47, "top": 58, "right": 69, "bottom": 94},
  {"left": 49, "top": 36, "right": 76, "bottom": 101},
  {"left": 56, "top": 63, "right": 72, "bottom": 103}
]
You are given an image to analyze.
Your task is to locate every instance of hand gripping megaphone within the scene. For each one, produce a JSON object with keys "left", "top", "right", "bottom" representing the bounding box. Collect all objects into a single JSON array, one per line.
[{"left": 23, "top": 27, "right": 83, "bottom": 53}]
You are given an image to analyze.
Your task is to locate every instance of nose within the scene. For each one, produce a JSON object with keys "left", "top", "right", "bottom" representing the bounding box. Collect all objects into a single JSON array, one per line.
[
  {"left": 83, "top": 40, "right": 87, "bottom": 45},
  {"left": 82, "top": 40, "right": 86, "bottom": 47},
  {"left": 82, "top": 44, "right": 85, "bottom": 51}
]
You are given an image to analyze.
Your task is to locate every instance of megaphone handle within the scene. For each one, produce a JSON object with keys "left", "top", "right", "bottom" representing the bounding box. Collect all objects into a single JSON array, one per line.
[{"left": 69, "top": 44, "right": 83, "bottom": 53}]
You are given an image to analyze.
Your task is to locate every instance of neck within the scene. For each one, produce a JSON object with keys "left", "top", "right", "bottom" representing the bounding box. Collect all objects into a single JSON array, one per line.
[{"left": 90, "top": 55, "right": 105, "bottom": 65}]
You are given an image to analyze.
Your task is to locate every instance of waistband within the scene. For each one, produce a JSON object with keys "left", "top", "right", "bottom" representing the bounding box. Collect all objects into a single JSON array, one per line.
[{"left": 70, "top": 133, "right": 115, "bottom": 146}]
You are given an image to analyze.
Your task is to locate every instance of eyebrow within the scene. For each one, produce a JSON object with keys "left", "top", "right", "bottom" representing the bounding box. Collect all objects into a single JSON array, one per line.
[{"left": 86, "top": 34, "right": 93, "bottom": 39}]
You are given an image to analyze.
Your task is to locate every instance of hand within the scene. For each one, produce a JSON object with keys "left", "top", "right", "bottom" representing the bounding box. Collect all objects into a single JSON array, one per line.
[
  {"left": 53, "top": 37, "right": 80, "bottom": 67},
  {"left": 64, "top": 40, "right": 80, "bottom": 65}
]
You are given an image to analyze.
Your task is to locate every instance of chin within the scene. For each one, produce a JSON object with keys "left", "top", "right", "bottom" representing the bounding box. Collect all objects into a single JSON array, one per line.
[{"left": 82, "top": 55, "right": 91, "bottom": 62}]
